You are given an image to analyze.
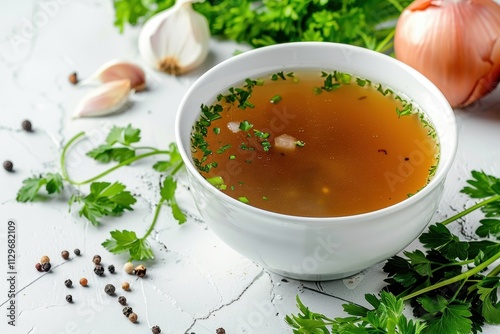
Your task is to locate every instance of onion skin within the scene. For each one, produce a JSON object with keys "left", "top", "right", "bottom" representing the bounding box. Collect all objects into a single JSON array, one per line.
[{"left": 394, "top": 0, "right": 500, "bottom": 108}]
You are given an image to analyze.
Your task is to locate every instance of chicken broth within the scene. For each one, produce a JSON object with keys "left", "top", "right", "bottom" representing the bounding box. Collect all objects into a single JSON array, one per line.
[{"left": 190, "top": 70, "right": 439, "bottom": 217}]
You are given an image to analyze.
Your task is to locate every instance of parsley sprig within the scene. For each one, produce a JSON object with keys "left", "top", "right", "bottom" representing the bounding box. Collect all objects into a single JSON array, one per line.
[
  {"left": 17, "top": 125, "right": 186, "bottom": 261},
  {"left": 114, "top": 0, "right": 412, "bottom": 53},
  {"left": 287, "top": 170, "right": 500, "bottom": 333}
]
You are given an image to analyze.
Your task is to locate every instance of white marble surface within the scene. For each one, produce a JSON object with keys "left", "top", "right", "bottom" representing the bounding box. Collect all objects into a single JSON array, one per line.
[{"left": 0, "top": 1, "right": 500, "bottom": 333}]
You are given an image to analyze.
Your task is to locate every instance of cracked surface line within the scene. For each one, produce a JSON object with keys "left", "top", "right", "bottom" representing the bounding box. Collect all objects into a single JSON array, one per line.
[
  {"left": 140, "top": 279, "right": 152, "bottom": 329},
  {"left": 18, "top": 302, "right": 67, "bottom": 318},
  {"left": 302, "top": 286, "right": 356, "bottom": 305},
  {"left": 0, "top": 261, "right": 69, "bottom": 307},
  {"left": 184, "top": 269, "right": 265, "bottom": 332}
]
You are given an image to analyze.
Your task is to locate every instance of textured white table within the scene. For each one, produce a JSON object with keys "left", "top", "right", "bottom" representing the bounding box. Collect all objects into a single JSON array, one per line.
[{"left": 0, "top": 1, "right": 499, "bottom": 333}]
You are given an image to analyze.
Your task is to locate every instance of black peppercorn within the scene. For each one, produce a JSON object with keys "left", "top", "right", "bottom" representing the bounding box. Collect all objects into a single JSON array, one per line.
[
  {"left": 104, "top": 284, "right": 115, "bottom": 295},
  {"left": 94, "top": 264, "right": 104, "bottom": 276},
  {"left": 41, "top": 262, "right": 51, "bottom": 272},
  {"left": 134, "top": 264, "right": 147, "bottom": 278},
  {"left": 151, "top": 325, "right": 161, "bottom": 334},
  {"left": 118, "top": 296, "right": 127, "bottom": 305},
  {"left": 122, "top": 306, "right": 133, "bottom": 317},
  {"left": 61, "top": 250, "right": 70, "bottom": 260},
  {"left": 35, "top": 263, "right": 43, "bottom": 272},
  {"left": 64, "top": 279, "right": 72, "bottom": 288},
  {"left": 74, "top": 249, "right": 81, "bottom": 256},
  {"left": 108, "top": 264, "right": 115, "bottom": 274},
  {"left": 3, "top": 160, "right": 13, "bottom": 172},
  {"left": 66, "top": 295, "right": 72, "bottom": 303},
  {"left": 22, "top": 120, "right": 32, "bottom": 132},
  {"left": 216, "top": 328, "right": 226, "bottom": 334},
  {"left": 92, "top": 255, "right": 101, "bottom": 265}
]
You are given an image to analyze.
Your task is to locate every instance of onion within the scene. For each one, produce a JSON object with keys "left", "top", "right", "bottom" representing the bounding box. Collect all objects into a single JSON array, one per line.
[
  {"left": 274, "top": 134, "right": 297, "bottom": 153},
  {"left": 227, "top": 121, "right": 240, "bottom": 133},
  {"left": 394, "top": 0, "right": 500, "bottom": 108}
]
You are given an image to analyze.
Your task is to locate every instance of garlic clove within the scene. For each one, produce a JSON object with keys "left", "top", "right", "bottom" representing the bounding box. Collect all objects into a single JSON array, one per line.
[
  {"left": 138, "top": 0, "right": 210, "bottom": 75},
  {"left": 73, "top": 80, "right": 132, "bottom": 118},
  {"left": 97, "top": 61, "right": 146, "bottom": 92},
  {"left": 81, "top": 60, "right": 146, "bottom": 92}
]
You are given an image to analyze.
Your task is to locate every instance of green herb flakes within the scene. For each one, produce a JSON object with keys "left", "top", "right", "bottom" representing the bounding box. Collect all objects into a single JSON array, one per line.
[
  {"left": 239, "top": 120, "right": 253, "bottom": 132},
  {"left": 270, "top": 95, "right": 282, "bottom": 104},
  {"left": 238, "top": 196, "right": 250, "bottom": 204}
]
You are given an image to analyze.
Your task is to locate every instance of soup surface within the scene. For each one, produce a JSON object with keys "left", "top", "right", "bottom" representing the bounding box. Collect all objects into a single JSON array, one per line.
[{"left": 191, "top": 70, "right": 439, "bottom": 217}]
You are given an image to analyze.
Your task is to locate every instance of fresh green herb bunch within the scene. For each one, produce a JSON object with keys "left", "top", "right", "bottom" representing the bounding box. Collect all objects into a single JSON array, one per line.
[
  {"left": 114, "top": 0, "right": 413, "bottom": 52},
  {"left": 16, "top": 125, "right": 186, "bottom": 261},
  {"left": 286, "top": 171, "right": 500, "bottom": 333}
]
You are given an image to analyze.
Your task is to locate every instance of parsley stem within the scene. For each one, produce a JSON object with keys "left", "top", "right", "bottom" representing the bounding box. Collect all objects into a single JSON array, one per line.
[
  {"left": 141, "top": 198, "right": 166, "bottom": 242},
  {"left": 60, "top": 131, "right": 85, "bottom": 182},
  {"left": 68, "top": 150, "right": 171, "bottom": 186},
  {"left": 440, "top": 194, "right": 500, "bottom": 226},
  {"left": 402, "top": 250, "right": 500, "bottom": 301},
  {"left": 60, "top": 131, "right": 171, "bottom": 186},
  {"left": 487, "top": 263, "right": 500, "bottom": 277}
]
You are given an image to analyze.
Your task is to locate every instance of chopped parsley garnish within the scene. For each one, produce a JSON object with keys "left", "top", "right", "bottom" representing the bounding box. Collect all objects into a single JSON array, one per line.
[
  {"left": 396, "top": 103, "right": 413, "bottom": 118},
  {"left": 377, "top": 83, "right": 393, "bottom": 96},
  {"left": 270, "top": 95, "right": 282, "bottom": 104},
  {"left": 254, "top": 130, "right": 270, "bottom": 139},
  {"left": 218, "top": 86, "right": 255, "bottom": 109},
  {"left": 213, "top": 127, "right": 220, "bottom": 134},
  {"left": 321, "top": 71, "right": 341, "bottom": 92},
  {"left": 313, "top": 86, "right": 323, "bottom": 95},
  {"left": 216, "top": 144, "right": 231, "bottom": 154},
  {"left": 336, "top": 72, "right": 352, "bottom": 84},
  {"left": 229, "top": 155, "right": 236, "bottom": 160},
  {"left": 295, "top": 141, "right": 305, "bottom": 147},
  {"left": 261, "top": 140, "right": 271, "bottom": 152},
  {"left": 239, "top": 120, "right": 253, "bottom": 132},
  {"left": 271, "top": 71, "right": 286, "bottom": 81},
  {"left": 238, "top": 196, "right": 250, "bottom": 203},
  {"left": 239, "top": 143, "right": 254, "bottom": 151},
  {"left": 207, "top": 176, "right": 224, "bottom": 186},
  {"left": 356, "top": 78, "right": 367, "bottom": 87}
]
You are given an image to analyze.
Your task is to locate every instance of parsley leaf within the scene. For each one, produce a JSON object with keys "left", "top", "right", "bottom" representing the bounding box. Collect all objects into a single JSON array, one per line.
[
  {"left": 107, "top": 124, "right": 141, "bottom": 145},
  {"left": 70, "top": 181, "right": 136, "bottom": 226},
  {"left": 153, "top": 143, "right": 183, "bottom": 173},
  {"left": 462, "top": 170, "right": 500, "bottom": 198},
  {"left": 287, "top": 292, "right": 426, "bottom": 334},
  {"left": 87, "top": 125, "right": 141, "bottom": 163},
  {"left": 16, "top": 172, "right": 64, "bottom": 202},
  {"left": 87, "top": 145, "right": 136, "bottom": 163},
  {"left": 102, "top": 229, "right": 154, "bottom": 261},
  {"left": 418, "top": 296, "right": 472, "bottom": 334},
  {"left": 477, "top": 277, "right": 500, "bottom": 324},
  {"left": 476, "top": 219, "right": 500, "bottom": 238},
  {"left": 160, "top": 175, "right": 186, "bottom": 224}
]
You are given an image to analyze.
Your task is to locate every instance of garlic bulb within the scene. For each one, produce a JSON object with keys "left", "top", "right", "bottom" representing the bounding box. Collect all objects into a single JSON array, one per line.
[
  {"left": 394, "top": 0, "right": 500, "bottom": 108},
  {"left": 73, "top": 80, "right": 131, "bottom": 118},
  {"left": 138, "top": 0, "right": 210, "bottom": 75}
]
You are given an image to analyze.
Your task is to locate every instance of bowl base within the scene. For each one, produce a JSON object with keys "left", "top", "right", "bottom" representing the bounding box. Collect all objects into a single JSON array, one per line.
[{"left": 265, "top": 267, "right": 361, "bottom": 282}]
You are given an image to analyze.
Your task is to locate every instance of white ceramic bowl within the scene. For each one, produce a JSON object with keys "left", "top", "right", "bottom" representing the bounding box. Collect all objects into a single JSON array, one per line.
[{"left": 175, "top": 42, "right": 457, "bottom": 281}]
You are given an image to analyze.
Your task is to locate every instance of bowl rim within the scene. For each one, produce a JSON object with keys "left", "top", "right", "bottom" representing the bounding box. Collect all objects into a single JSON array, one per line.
[{"left": 175, "top": 41, "right": 458, "bottom": 224}]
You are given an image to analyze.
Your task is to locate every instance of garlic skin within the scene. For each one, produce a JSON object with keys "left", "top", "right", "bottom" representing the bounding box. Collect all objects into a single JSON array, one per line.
[
  {"left": 138, "top": 0, "right": 210, "bottom": 75},
  {"left": 394, "top": 0, "right": 500, "bottom": 108},
  {"left": 73, "top": 80, "right": 131, "bottom": 118}
]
